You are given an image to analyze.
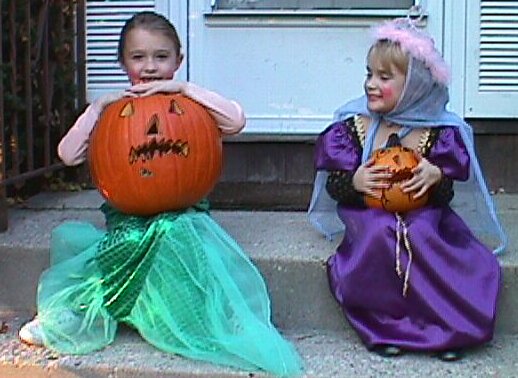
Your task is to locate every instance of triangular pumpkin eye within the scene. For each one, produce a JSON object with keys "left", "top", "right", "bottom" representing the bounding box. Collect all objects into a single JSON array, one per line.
[
  {"left": 147, "top": 114, "right": 160, "bottom": 136},
  {"left": 120, "top": 101, "right": 134, "bottom": 117},
  {"left": 169, "top": 99, "right": 184, "bottom": 115}
]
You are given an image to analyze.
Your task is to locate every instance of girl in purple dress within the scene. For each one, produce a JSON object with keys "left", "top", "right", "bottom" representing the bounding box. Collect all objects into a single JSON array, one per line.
[{"left": 308, "top": 17, "right": 506, "bottom": 361}]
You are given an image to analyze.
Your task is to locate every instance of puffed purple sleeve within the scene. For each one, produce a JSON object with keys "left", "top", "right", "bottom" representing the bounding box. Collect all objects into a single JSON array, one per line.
[
  {"left": 314, "top": 121, "right": 361, "bottom": 172},
  {"left": 427, "top": 127, "right": 470, "bottom": 181}
]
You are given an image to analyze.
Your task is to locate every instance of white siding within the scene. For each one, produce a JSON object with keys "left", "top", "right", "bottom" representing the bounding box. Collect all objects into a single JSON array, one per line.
[{"left": 465, "top": 0, "right": 518, "bottom": 117}]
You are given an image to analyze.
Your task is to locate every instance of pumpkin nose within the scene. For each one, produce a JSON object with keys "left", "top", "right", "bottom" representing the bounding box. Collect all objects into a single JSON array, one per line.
[
  {"left": 386, "top": 133, "right": 401, "bottom": 147},
  {"left": 147, "top": 114, "right": 160, "bottom": 136}
]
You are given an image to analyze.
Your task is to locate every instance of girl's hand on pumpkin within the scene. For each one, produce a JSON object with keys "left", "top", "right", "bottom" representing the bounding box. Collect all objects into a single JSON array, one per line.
[
  {"left": 401, "top": 157, "right": 442, "bottom": 198},
  {"left": 92, "top": 90, "right": 137, "bottom": 113},
  {"left": 353, "top": 157, "right": 392, "bottom": 198},
  {"left": 128, "top": 80, "right": 184, "bottom": 97}
]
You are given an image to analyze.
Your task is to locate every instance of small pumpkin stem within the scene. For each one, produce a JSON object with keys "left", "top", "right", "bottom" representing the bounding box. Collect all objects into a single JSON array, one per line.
[{"left": 386, "top": 133, "right": 402, "bottom": 148}]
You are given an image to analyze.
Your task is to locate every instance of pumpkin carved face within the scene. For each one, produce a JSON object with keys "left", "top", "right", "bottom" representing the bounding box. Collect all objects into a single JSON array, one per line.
[
  {"left": 88, "top": 93, "right": 222, "bottom": 216},
  {"left": 364, "top": 145, "right": 428, "bottom": 213}
]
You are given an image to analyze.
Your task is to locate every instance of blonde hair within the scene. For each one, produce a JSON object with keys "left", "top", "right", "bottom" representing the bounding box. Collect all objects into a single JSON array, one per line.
[{"left": 367, "top": 39, "right": 409, "bottom": 76}]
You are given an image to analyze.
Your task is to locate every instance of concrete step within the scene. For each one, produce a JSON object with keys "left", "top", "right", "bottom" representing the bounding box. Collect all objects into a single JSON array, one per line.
[
  {"left": 1, "top": 190, "right": 517, "bottom": 335},
  {"left": 1, "top": 190, "right": 518, "bottom": 377},
  {"left": 1, "top": 313, "right": 518, "bottom": 378}
]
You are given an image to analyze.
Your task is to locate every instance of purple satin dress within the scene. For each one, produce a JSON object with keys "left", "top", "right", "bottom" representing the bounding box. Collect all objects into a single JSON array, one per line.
[{"left": 315, "top": 120, "right": 501, "bottom": 352}]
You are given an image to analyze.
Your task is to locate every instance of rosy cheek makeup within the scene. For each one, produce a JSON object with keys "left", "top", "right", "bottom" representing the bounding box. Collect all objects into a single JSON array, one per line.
[
  {"left": 381, "top": 87, "right": 394, "bottom": 100},
  {"left": 127, "top": 71, "right": 140, "bottom": 85}
]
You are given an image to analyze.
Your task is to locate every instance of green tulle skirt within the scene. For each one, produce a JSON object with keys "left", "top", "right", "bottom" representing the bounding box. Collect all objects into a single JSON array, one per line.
[{"left": 36, "top": 202, "right": 303, "bottom": 377}]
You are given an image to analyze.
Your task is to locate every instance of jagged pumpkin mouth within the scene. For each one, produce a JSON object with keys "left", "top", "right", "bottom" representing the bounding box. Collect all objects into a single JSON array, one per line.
[
  {"left": 128, "top": 138, "right": 189, "bottom": 164},
  {"left": 389, "top": 168, "right": 413, "bottom": 183}
]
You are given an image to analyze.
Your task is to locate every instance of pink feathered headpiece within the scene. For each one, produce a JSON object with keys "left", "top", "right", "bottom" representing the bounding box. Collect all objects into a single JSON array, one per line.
[{"left": 372, "top": 17, "right": 450, "bottom": 85}]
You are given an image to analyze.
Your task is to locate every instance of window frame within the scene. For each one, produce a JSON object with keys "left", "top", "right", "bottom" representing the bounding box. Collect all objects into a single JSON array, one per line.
[{"left": 212, "top": 0, "right": 414, "bottom": 11}]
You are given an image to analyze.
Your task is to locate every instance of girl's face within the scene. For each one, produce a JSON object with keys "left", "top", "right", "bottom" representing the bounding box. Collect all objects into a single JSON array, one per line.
[
  {"left": 122, "top": 28, "right": 183, "bottom": 85},
  {"left": 364, "top": 54, "right": 406, "bottom": 114}
]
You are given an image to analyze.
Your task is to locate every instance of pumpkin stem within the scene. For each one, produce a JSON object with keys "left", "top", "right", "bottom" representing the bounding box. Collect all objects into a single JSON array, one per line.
[{"left": 386, "top": 133, "right": 402, "bottom": 148}]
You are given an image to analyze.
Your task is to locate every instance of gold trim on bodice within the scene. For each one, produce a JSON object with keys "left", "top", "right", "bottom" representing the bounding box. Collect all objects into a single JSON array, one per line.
[{"left": 353, "top": 115, "right": 431, "bottom": 155}]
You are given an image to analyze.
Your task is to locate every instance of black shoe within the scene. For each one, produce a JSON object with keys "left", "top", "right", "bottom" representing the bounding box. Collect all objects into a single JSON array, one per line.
[
  {"left": 374, "top": 345, "right": 403, "bottom": 357},
  {"left": 437, "top": 350, "right": 463, "bottom": 362}
]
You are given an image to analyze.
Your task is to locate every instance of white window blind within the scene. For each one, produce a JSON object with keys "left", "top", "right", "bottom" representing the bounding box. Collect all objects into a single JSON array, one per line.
[
  {"left": 86, "top": 1, "right": 156, "bottom": 102},
  {"left": 465, "top": 0, "right": 518, "bottom": 117}
]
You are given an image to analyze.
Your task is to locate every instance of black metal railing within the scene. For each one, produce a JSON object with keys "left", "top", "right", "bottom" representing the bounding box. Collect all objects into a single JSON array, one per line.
[{"left": 0, "top": 0, "right": 86, "bottom": 231}]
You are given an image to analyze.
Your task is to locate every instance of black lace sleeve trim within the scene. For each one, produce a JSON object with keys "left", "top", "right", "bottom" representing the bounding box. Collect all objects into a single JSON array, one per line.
[
  {"left": 325, "top": 170, "right": 366, "bottom": 207},
  {"left": 428, "top": 175, "right": 454, "bottom": 206}
]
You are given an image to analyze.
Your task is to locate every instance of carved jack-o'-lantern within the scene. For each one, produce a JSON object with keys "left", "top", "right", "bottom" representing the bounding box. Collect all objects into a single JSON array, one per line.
[
  {"left": 88, "top": 93, "right": 222, "bottom": 216},
  {"left": 364, "top": 144, "right": 428, "bottom": 213}
]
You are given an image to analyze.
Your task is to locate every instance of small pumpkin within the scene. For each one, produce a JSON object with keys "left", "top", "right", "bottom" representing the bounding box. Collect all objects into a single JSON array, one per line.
[
  {"left": 88, "top": 93, "right": 222, "bottom": 216},
  {"left": 364, "top": 142, "right": 428, "bottom": 213}
]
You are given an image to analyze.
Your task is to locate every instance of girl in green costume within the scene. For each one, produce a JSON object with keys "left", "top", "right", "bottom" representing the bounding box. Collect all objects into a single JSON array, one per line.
[{"left": 19, "top": 11, "right": 303, "bottom": 377}]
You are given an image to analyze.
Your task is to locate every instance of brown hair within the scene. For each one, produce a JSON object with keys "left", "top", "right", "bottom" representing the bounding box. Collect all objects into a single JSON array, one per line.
[
  {"left": 117, "top": 11, "right": 182, "bottom": 64},
  {"left": 367, "top": 39, "right": 409, "bottom": 76}
]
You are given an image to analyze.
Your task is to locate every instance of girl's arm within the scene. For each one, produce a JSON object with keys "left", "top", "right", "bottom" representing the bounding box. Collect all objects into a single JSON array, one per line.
[
  {"left": 182, "top": 82, "right": 245, "bottom": 134},
  {"left": 58, "top": 91, "right": 133, "bottom": 166},
  {"left": 129, "top": 80, "right": 246, "bottom": 134},
  {"left": 326, "top": 170, "right": 366, "bottom": 207},
  {"left": 57, "top": 104, "right": 101, "bottom": 166}
]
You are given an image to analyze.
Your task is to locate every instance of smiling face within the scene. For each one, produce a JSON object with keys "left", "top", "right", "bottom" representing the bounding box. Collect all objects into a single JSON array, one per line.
[
  {"left": 122, "top": 28, "right": 183, "bottom": 85},
  {"left": 364, "top": 41, "right": 408, "bottom": 114}
]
